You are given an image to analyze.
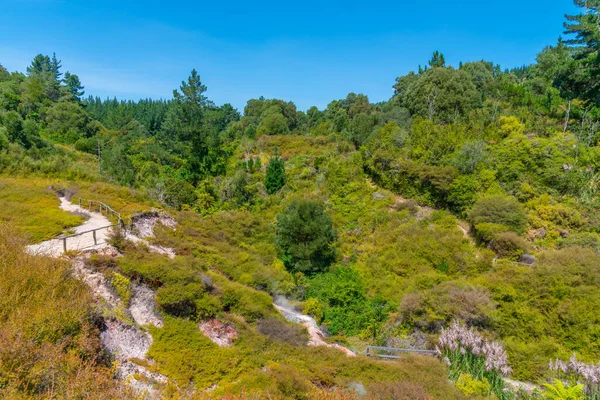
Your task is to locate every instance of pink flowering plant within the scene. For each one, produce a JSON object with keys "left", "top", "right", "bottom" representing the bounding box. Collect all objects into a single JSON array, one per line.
[
  {"left": 437, "top": 321, "right": 512, "bottom": 399},
  {"left": 549, "top": 355, "right": 600, "bottom": 399}
]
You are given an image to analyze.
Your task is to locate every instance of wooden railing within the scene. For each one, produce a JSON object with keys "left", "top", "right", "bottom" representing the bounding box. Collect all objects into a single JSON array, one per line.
[
  {"left": 78, "top": 198, "right": 123, "bottom": 227},
  {"left": 58, "top": 224, "right": 115, "bottom": 252},
  {"left": 365, "top": 345, "right": 437, "bottom": 359}
]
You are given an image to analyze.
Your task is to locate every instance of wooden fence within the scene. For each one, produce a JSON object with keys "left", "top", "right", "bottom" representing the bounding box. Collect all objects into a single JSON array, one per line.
[
  {"left": 58, "top": 224, "right": 115, "bottom": 252},
  {"left": 53, "top": 198, "right": 125, "bottom": 252},
  {"left": 365, "top": 345, "right": 437, "bottom": 359},
  {"left": 78, "top": 198, "right": 123, "bottom": 227}
]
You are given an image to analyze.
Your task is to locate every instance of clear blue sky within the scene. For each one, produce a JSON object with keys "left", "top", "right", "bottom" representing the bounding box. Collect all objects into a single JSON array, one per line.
[{"left": 1, "top": 0, "right": 578, "bottom": 112}]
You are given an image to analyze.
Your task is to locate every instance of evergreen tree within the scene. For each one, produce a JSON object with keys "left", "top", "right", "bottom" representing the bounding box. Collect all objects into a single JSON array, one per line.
[
  {"left": 275, "top": 200, "right": 337, "bottom": 275},
  {"left": 564, "top": 0, "right": 600, "bottom": 103},
  {"left": 63, "top": 72, "right": 85, "bottom": 99},
  {"left": 429, "top": 51, "right": 446, "bottom": 68},
  {"left": 164, "top": 69, "right": 215, "bottom": 182},
  {"left": 265, "top": 149, "right": 285, "bottom": 194}
]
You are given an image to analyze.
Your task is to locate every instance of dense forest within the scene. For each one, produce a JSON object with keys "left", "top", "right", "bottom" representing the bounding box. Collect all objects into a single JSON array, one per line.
[{"left": 2, "top": 1, "right": 600, "bottom": 399}]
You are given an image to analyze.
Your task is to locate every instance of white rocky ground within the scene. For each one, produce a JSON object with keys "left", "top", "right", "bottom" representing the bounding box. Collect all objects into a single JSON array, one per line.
[{"left": 26, "top": 197, "right": 177, "bottom": 398}]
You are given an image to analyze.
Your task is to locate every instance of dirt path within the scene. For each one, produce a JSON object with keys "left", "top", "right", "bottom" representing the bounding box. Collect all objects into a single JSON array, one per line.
[{"left": 27, "top": 197, "right": 113, "bottom": 256}]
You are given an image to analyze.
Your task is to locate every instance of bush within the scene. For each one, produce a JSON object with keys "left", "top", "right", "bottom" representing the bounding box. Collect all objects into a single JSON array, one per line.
[
  {"left": 164, "top": 180, "right": 197, "bottom": 210},
  {"left": 455, "top": 373, "right": 490, "bottom": 397},
  {"left": 469, "top": 195, "right": 527, "bottom": 234},
  {"left": 195, "top": 293, "right": 222, "bottom": 320},
  {"left": 257, "top": 318, "right": 307, "bottom": 346},
  {"left": 156, "top": 282, "right": 205, "bottom": 318},
  {"left": 275, "top": 200, "right": 337, "bottom": 275},
  {"left": 106, "top": 271, "right": 132, "bottom": 305},
  {"left": 473, "top": 222, "right": 510, "bottom": 244},
  {"left": 489, "top": 231, "right": 529, "bottom": 259},
  {"left": 302, "top": 298, "right": 324, "bottom": 324}
]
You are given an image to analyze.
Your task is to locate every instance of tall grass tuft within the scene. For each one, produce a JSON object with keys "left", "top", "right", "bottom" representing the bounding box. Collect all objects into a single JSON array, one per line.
[
  {"left": 437, "top": 321, "right": 511, "bottom": 399},
  {"left": 549, "top": 355, "right": 600, "bottom": 399}
]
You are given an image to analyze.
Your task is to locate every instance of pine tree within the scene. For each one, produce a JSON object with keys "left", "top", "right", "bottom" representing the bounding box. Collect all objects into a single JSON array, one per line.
[
  {"left": 564, "top": 0, "right": 600, "bottom": 103},
  {"left": 63, "top": 72, "right": 85, "bottom": 99},
  {"left": 429, "top": 51, "right": 446, "bottom": 68},
  {"left": 265, "top": 149, "right": 285, "bottom": 194}
]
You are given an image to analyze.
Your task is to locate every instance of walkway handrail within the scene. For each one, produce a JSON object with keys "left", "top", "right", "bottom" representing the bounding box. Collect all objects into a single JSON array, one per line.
[
  {"left": 366, "top": 345, "right": 437, "bottom": 358},
  {"left": 58, "top": 224, "right": 115, "bottom": 239},
  {"left": 78, "top": 198, "right": 123, "bottom": 227}
]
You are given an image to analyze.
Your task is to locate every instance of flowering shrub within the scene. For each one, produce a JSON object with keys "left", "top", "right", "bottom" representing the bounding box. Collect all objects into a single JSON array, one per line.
[
  {"left": 549, "top": 355, "right": 600, "bottom": 399},
  {"left": 437, "top": 321, "right": 511, "bottom": 398}
]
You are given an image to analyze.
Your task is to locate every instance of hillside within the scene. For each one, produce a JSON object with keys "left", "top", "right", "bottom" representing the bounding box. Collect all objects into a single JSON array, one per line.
[{"left": 2, "top": 2, "right": 600, "bottom": 399}]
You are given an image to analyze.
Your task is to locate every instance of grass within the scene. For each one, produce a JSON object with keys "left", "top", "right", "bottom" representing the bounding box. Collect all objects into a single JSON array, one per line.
[
  {"left": 0, "top": 222, "right": 131, "bottom": 398},
  {"left": 0, "top": 178, "right": 83, "bottom": 242},
  {"left": 0, "top": 176, "right": 157, "bottom": 243}
]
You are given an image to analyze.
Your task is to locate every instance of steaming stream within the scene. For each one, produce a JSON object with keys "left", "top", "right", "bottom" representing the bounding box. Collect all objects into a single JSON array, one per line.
[{"left": 274, "top": 296, "right": 356, "bottom": 357}]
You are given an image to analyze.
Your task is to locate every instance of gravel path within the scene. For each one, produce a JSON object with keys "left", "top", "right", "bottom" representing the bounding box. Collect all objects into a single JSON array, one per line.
[{"left": 27, "top": 197, "right": 113, "bottom": 256}]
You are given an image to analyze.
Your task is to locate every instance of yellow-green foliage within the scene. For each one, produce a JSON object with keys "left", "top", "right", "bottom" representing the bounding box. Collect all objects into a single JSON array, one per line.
[
  {"left": 498, "top": 115, "right": 525, "bottom": 137},
  {"left": 455, "top": 373, "right": 490, "bottom": 397},
  {"left": 542, "top": 379, "right": 584, "bottom": 400},
  {"left": 107, "top": 271, "right": 131, "bottom": 305},
  {"left": 0, "top": 178, "right": 83, "bottom": 242},
  {"left": 303, "top": 297, "right": 324, "bottom": 324},
  {"left": 0, "top": 223, "right": 130, "bottom": 398},
  {"left": 481, "top": 247, "right": 600, "bottom": 379},
  {"left": 148, "top": 317, "right": 465, "bottom": 399}
]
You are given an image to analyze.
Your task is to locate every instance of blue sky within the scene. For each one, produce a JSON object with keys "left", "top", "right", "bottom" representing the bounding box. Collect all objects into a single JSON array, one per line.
[{"left": 1, "top": 0, "right": 578, "bottom": 111}]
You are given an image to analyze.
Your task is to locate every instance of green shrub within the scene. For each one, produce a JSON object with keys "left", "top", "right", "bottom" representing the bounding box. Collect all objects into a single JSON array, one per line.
[
  {"left": 489, "top": 231, "right": 529, "bottom": 259},
  {"left": 195, "top": 293, "right": 222, "bottom": 320},
  {"left": 156, "top": 282, "right": 204, "bottom": 318},
  {"left": 106, "top": 271, "right": 132, "bottom": 305},
  {"left": 455, "top": 373, "right": 490, "bottom": 397},
  {"left": 473, "top": 222, "right": 510, "bottom": 244},
  {"left": 257, "top": 318, "right": 307, "bottom": 346},
  {"left": 302, "top": 298, "right": 324, "bottom": 324},
  {"left": 469, "top": 195, "right": 527, "bottom": 234},
  {"left": 541, "top": 379, "right": 584, "bottom": 400}
]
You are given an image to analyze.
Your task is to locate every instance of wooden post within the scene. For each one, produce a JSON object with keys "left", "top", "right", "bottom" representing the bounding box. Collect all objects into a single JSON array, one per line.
[
  {"left": 78, "top": 198, "right": 82, "bottom": 207},
  {"left": 63, "top": 238, "right": 67, "bottom": 252},
  {"left": 89, "top": 200, "right": 92, "bottom": 210},
  {"left": 93, "top": 230, "right": 97, "bottom": 245}
]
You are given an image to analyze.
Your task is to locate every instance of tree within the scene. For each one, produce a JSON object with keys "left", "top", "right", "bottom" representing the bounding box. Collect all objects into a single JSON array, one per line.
[
  {"left": 564, "top": 0, "right": 600, "bottom": 104},
  {"left": 275, "top": 200, "right": 337, "bottom": 275},
  {"left": 63, "top": 72, "right": 85, "bottom": 99},
  {"left": 257, "top": 113, "right": 290, "bottom": 136},
  {"left": 429, "top": 51, "right": 446, "bottom": 68},
  {"left": 164, "top": 69, "right": 214, "bottom": 182},
  {"left": 265, "top": 149, "right": 285, "bottom": 194},
  {"left": 397, "top": 67, "right": 479, "bottom": 122}
]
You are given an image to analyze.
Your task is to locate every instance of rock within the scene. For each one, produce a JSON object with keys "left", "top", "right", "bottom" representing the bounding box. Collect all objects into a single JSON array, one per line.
[
  {"left": 130, "top": 210, "right": 176, "bottom": 238},
  {"left": 559, "top": 229, "right": 570, "bottom": 238},
  {"left": 199, "top": 319, "right": 238, "bottom": 347},
  {"left": 372, "top": 192, "right": 386, "bottom": 200},
  {"left": 129, "top": 284, "right": 163, "bottom": 328},
  {"left": 100, "top": 319, "right": 151, "bottom": 361},
  {"left": 528, "top": 227, "right": 546, "bottom": 240},
  {"left": 519, "top": 254, "right": 536, "bottom": 266}
]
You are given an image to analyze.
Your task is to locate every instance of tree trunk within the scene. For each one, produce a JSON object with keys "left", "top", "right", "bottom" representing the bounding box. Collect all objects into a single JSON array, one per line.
[{"left": 563, "top": 100, "right": 571, "bottom": 133}]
